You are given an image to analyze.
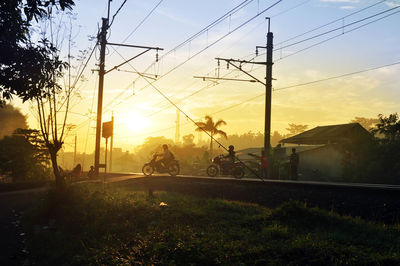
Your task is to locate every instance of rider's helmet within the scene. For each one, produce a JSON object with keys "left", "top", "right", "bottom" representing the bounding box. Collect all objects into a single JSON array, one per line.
[
  {"left": 228, "top": 145, "right": 234, "bottom": 151},
  {"left": 163, "top": 144, "right": 168, "bottom": 150}
]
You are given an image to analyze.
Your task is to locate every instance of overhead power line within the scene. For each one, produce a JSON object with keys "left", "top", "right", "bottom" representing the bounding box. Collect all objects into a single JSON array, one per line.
[
  {"left": 101, "top": 0, "right": 258, "bottom": 109},
  {"left": 276, "top": 5, "right": 400, "bottom": 51},
  {"left": 71, "top": 44, "right": 97, "bottom": 89},
  {"left": 211, "top": 60, "right": 400, "bottom": 115},
  {"left": 275, "top": 0, "right": 386, "bottom": 46},
  {"left": 109, "top": 0, "right": 128, "bottom": 28},
  {"left": 105, "top": 0, "right": 315, "bottom": 116},
  {"left": 275, "top": 9, "right": 400, "bottom": 61},
  {"left": 121, "top": 0, "right": 164, "bottom": 43},
  {"left": 126, "top": 61, "right": 266, "bottom": 180},
  {"left": 108, "top": 0, "right": 164, "bottom": 58},
  {"left": 102, "top": 0, "right": 282, "bottom": 114}
]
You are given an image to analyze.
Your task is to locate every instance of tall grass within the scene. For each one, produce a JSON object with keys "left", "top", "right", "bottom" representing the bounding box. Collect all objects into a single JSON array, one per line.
[{"left": 23, "top": 183, "right": 400, "bottom": 265}]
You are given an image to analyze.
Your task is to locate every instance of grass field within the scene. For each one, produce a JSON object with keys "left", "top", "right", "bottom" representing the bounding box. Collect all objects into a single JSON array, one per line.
[
  {"left": 23, "top": 183, "right": 400, "bottom": 265},
  {"left": 0, "top": 180, "right": 49, "bottom": 192}
]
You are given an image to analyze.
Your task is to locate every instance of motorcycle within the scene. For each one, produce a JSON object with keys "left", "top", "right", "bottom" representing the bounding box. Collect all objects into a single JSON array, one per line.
[
  {"left": 206, "top": 154, "right": 245, "bottom": 179},
  {"left": 142, "top": 153, "right": 180, "bottom": 177}
]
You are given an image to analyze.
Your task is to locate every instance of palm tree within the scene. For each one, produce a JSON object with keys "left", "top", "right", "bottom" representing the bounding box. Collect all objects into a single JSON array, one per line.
[{"left": 195, "top": 115, "right": 227, "bottom": 156}]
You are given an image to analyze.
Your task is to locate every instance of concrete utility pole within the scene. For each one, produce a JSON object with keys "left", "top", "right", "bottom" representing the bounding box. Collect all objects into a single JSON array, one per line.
[
  {"left": 93, "top": 2, "right": 163, "bottom": 177},
  {"left": 109, "top": 115, "right": 114, "bottom": 172},
  {"left": 264, "top": 18, "right": 274, "bottom": 178},
  {"left": 94, "top": 17, "right": 108, "bottom": 177},
  {"left": 194, "top": 18, "right": 274, "bottom": 179},
  {"left": 175, "top": 108, "right": 180, "bottom": 144}
]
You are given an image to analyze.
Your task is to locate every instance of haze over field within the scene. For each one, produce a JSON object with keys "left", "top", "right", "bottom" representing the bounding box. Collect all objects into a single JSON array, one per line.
[{"left": 11, "top": 0, "right": 400, "bottom": 153}]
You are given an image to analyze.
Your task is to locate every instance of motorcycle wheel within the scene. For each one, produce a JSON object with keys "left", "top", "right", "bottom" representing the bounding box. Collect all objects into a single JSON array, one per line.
[
  {"left": 233, "top": 167, "right": 245, "bottom": 179},
  {"left": 168, "top": 163, "right": 180, "bottom": 176},
  {"left": 207, "top": 165, "right": 218, "bottom": 177},
  {"left": 142, "top": 164, "right": 154, "bottom": 176}
]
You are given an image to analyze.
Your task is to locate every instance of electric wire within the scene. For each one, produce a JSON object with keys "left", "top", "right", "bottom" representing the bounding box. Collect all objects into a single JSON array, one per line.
[
  {"left": 104, "top": 0, "right": 316, "bottom": 117},
  {"left": 126, "top": 62, "right": 266, "bottom": 181},
  {"left": 121, "top": 0, "right": 164, "bottom": 44},
  {"left": 275, "top": 0, "right": 386, "bottom": 46},
  {"left": 208, "top": 61, "right": 400, "bottom": 117},
  {"left": 275, "top": 9, "right": 400, "bottom": 61},
  {"left": 109, "top": 0, "right": 128, "bottom": 28},
  {"left": 108, "top": 0, "right": 164, "bottom": 58},
  {"left": 101, "top": 0, "right": 259, "bottom": 112},
  {"left": 276, "top": 5, "right": 400, "bottom": 51},
  {"left": 100, "top": 1, "right": 288, "bottom": 181},
  {"left": 123, "top": 60, "right": 400, "bottom": 138},
  {"left": 104, "top": 0, "right": 282, "bottom": 113}
]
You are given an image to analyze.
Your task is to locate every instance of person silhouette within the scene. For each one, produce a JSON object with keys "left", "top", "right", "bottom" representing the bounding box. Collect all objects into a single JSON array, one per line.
[
  {"left": 290, "top": 148, "right": 299, "bottom": 180},
  {"left": 159, "top": 144, "right": 174, "bottom": 168}
]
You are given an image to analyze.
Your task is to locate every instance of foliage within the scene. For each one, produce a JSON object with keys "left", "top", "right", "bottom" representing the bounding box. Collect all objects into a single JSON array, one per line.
[
  {"left": 0, "top": 0, "right": 74, "bottom": 105},
  {"left": 217, "top": 131, "right": 263, "bottom": 151},
  {"left": 135, "top": 136, "right": 174, "bottom": 161},
  {"left": 133, "top": 136, "right": 209, "bottom": 174},
  {"left": 195, "top": 115, "right": 227, "bottom": 155},
  {"left": 0, "top": 134, "right": 51, "bottom": 181},
  {"left": 343, "top": 113, "right": 400, "bottom": 183},
  {"left": 14, "top": 128, "right": 50, "bottom": 164},
  {"left": 23, "top": 184, "right": 400, "bottom": 265},
  {"left": 285, "top": 123, "right": 308, "bottom": 136},
  {"left": 372, "top": 113, "right": 400, "bottom": 142},
  {"left": 182, "top": 134, "right": 195, "bottom": 147},
  {"left": 351, "top": 117, "right": 379, "bottom": 131},
  {"left": 0, "top": 104, "right": 28, "bottom": 139}
]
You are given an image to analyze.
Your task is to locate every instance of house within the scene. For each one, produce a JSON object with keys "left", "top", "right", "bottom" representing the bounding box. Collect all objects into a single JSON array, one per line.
[{"left": 278, "top": 123, "right": 370, "bottom": 181}]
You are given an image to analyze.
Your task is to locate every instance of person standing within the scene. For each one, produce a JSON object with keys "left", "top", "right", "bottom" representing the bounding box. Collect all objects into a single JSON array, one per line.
[{"left": 290, "top": 148, "right": 299, "bottom": 180}]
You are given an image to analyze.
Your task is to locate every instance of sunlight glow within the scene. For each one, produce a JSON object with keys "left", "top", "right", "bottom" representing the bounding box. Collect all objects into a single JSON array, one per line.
[{"left": 118, "top": 110, "right": 151, "bottom": 132}]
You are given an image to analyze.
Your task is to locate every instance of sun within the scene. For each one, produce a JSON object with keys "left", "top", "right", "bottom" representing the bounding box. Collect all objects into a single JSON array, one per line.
[{"left": 118, "top": 110, "right": 151, "bottom": 132}]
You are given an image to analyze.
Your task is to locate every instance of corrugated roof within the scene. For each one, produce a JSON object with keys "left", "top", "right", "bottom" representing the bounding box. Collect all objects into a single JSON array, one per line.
[{"left": 280, "top": 123, "right": 370, "bottom": 145}]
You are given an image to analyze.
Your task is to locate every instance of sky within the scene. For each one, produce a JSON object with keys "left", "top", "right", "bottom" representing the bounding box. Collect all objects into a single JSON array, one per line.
[{"left": 13, "top": 0, "right": 400, "bottom": 153}]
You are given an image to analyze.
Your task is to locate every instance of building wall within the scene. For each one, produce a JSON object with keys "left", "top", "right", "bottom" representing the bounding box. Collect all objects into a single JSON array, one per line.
[{"left": 298, "top": 145, "right": 343, "bottom": 180}]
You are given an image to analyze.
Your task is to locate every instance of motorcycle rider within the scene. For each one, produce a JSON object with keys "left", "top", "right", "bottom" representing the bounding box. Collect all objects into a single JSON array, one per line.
[
  {"left": 222, "top": 145, "right": 236, "bottom": 171},
  {"left": 158, "top": 144, "right": 174, "bottom": 168}
]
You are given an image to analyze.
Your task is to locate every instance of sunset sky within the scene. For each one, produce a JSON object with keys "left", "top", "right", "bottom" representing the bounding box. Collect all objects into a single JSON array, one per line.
[{"left": 13, "top": 0, "right": 400, "bottom": 153}]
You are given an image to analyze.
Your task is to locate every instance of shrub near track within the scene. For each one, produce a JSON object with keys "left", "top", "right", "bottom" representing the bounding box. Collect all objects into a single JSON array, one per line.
[{"left": 23, "top": 184, "right": 400, "bottom": 265}]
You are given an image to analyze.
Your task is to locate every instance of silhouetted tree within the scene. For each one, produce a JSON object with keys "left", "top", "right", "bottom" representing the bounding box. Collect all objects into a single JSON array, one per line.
[
  {"left": 13, "top": 128, "right": 49, "bottom": 165},
  {"left": 343, "top": 113, "right": 400, "bottom": 183},
  {"left": 372, "top": 113, "right": 400, "bottom": 142},
  {"left": 0, "top": 105, "right": 28, "bottom": 139},
  {"left": 271, "top": 131, "right": 284, "bottom": 147},
  {"left": 351, "top": 117, "right": 379, "bottom": 131},
  {"left": 0, "top": 0, "right": 74, "bottom": 105},
  {"left": 0, "top": 134, "right": 50, "bottom": 181},
  {"left": 195, "top": 115, "right": 227, "bottom": 156},
  {"left": 217, "top": 131, "right": 263, "bottom": 150},
  {"left": 135, "top": 136, "right": 174, "bottom": 161},
  {"left": 286, "top": 123, "right": 308, "bottom": 136},
  {"left": 182, "top": 134, "right": 195, "bottom": 147}
]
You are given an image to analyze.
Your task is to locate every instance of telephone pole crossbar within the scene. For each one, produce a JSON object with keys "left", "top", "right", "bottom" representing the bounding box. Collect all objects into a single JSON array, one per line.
[
  {"left": 94, "top": 8, "right": 163, "bottom": 177},
  {"left": 193, "top": 76, "right": 257, "bottom": 83},
  {"left": 215, "top": 57, "right": 267, "bottom": 65},
  {"left": 197, "top": 18, "right": 274, "bottom": 179}
]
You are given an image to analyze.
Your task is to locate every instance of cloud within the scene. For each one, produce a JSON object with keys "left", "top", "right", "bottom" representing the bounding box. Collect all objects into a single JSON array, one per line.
[
  {"left": 340, "top": 5, "right": 356, "bottom": 9},
  {"left": 386, "top": 1, "right": 400, "bottom": 7}
]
